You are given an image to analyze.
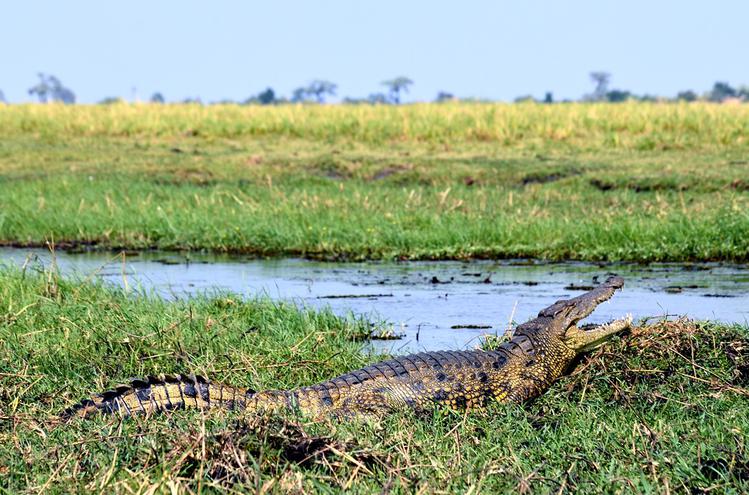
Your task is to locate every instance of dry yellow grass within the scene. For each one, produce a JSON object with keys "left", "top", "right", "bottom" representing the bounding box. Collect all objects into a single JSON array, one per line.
[{"left": 2, "top": 101, "right": 748, "bottom": 150}]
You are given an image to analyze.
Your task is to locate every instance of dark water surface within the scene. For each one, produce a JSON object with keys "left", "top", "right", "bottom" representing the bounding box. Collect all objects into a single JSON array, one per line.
[{"left": 2, "top": 248, "right": 748, "bottom": 353}]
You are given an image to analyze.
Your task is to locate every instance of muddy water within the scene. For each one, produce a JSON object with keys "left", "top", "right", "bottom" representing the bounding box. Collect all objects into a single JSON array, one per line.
[{"left": 2, "top": 248, "right": 748, "bottom": 353}]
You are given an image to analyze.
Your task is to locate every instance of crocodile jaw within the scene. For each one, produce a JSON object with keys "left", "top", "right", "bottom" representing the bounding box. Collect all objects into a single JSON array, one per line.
[{"left": 539, "top": 276, "right": 625, "bottom": 330}]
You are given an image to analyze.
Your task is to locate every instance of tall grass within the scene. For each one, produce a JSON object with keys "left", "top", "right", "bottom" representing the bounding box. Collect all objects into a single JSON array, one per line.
[{"left": 2, "top": 102, "right": 749, "bottom": 150}]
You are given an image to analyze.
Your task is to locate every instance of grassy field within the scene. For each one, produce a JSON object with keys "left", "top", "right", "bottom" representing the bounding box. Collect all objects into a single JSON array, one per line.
[
  {"left": 1, "top": 268, "right": 748, "bottom": 493},
  {"left": 2, "top": 104, "right": 748, "bottom": 493},
  {"left": 1, "top": 102, "right": 749, "bottom": 261}
]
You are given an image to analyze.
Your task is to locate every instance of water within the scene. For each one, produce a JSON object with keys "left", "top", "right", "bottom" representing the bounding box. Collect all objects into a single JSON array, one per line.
[{"left": 2, "top": 248, "right": 748, "bottom": 353}]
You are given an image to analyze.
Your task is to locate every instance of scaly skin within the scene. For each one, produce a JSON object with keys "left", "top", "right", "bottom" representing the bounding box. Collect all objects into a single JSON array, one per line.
[{"left": 62, "top": 276, "right": 631, "bottom": 420}]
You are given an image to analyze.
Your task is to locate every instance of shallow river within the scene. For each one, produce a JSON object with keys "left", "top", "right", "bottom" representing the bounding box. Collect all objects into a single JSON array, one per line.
[{"left": 2, "top": 248, "right": 748, "bottom": 353}]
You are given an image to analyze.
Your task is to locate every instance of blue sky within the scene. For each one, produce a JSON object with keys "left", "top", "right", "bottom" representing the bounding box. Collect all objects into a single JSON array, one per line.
[{"left": 1, "top": 0, "right": 747, "bottom": 103}]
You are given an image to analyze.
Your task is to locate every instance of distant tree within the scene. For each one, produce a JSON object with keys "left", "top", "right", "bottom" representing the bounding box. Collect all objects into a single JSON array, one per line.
[
  {"left": 382, "top": 76, "right": 413, "bottom": 104},
  {"left": 150, "top": 92, "right": 165, "bottom": 103},
  {"left": 304, "top": 80, "right": 337, "bottom": 103},
  {"left": 28, "top": 75, "right": 51, "bottom": 103},
  {"left": 367, "top": 92, "right": 389, "bottom": 104},
  {"left": 708, "top": 81, "right": 737, "bottom": 102},
  {"left": 676, "top": 90, "right": 698, "bottom": 102},
  {"left": 513, "top": 95, "right": 535, "bottom": 103},
  {"left": 55, "top": 87, "right": 76, "bottom": 104},
  {"left": 435, "top": 91, "right": 455, "bottom": 102},
  {"left": 543, "top": 92, "right": 553, "bottom": 104},
  {"left": 257, "top": 87, "right": 276, "bottom": 105},
  {"left": 0, "top": 90, "right": 6, "bottom": 103},
  {"left": 244, "top": 87, "right": 277, "bottom": 105},
  {"left": 47, "top": 75, "right": 75, "bottom": 103},
  {"left": 182, "top": 97, "right": 202, "bottom": 104},
  {"left": 738, "top": 86, "right": 749, "bottom": 101},
  {"left": 28, "top": 73, "right": 75, "bottom": 104},
  {"left": 638, "top": 94, "right": 659, "bottom": 102},
  {"left": 606, "top": 89, "right": 632, "bottom": 102},
  {"left": 589, "top": 71, "right": 611, "bottom": 101},
  {"left": 99, "top": 96, "right": 124, "bottom": 104},
  {"left": 291, "top": 87, "right": 309, "bottom": 103}
]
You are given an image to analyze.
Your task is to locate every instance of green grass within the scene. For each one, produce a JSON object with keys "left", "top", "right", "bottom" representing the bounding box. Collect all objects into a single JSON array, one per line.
[
  {"left": 1, "top": 103, "right": 749, "bottom": 261},
  {"left": 1, "top": 268, "right": 748, "bottom": 493}
]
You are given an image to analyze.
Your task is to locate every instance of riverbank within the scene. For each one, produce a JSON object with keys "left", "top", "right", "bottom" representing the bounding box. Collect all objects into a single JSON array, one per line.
[
  {"left": 3, "top": 246, "right": 749, "bottom": 353},
  {"left": 1, "top": 103, "right": 749, "bottom": 262},
  {"left": 1, "top": 268, "right": 747, "bottom": 492}
]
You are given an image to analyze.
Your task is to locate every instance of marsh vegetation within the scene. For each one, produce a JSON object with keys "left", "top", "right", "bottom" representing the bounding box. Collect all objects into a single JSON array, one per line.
[{"left": 1, "top": 103, "right": 748, "bottom": 261}]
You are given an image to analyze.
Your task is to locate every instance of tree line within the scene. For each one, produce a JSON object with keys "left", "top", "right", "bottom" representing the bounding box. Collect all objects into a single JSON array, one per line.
[
  {"left": 576, "top": 72, "right": 749, "bottom": 103},
  {"left": 2, "top": 72, "right": 748, "bottom": 105}
]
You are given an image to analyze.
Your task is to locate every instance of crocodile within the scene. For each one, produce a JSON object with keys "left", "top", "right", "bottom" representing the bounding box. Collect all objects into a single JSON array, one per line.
[{"left": 62, "top": 276, "right": 631, "bottom": 421}]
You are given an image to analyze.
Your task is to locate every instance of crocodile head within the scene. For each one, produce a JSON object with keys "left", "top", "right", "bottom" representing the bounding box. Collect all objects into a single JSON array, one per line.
[{"left": 538, "top": 276, "right": 631, "bottom": 353}]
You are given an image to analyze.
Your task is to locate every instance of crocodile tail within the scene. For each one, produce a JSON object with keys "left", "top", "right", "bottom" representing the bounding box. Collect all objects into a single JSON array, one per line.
[{"left": 60, "top": 374, "right": 253, "bottom": 420}]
